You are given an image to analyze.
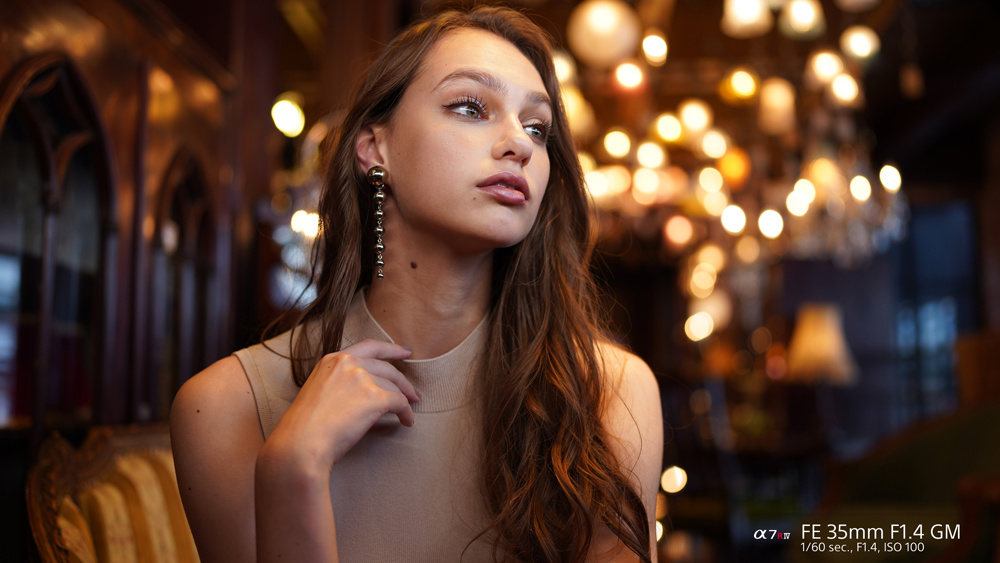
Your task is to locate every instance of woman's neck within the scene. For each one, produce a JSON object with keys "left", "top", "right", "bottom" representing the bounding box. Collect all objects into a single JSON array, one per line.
[{"left": 365, "top": 239, "right": 493, "bottom": 360}]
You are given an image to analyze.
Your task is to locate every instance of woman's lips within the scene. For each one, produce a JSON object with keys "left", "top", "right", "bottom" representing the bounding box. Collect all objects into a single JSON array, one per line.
[{"left": 476, "top": 172, "right": 529, "bottom": 205}]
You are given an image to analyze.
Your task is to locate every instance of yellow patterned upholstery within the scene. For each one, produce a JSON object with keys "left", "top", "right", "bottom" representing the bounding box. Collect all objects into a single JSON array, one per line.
[
  {"left": 145, "top": 450, "right": 200, "bottom": 563},
  {"left": 56, "top": 497, "right": 97, "bottom": 563},
  {"left": 28, "top": 426, "right": 202, "bottom": 563},
  {"left": 79, "top": 483, "right": 139, "bottom": 563},
  {"left": 109, "top": 455, "right": 179, "bottom": 563}
]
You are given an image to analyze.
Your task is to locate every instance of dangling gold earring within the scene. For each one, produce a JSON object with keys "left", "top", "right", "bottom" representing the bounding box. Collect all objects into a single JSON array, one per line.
[{"left": 367, "top": 166, "right": 386, "bottom": 279}]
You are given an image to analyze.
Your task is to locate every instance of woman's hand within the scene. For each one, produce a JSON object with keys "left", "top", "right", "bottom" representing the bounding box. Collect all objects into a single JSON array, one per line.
[
  {"left": 261, "top": 339, "right": 419, "bottom": 476},
  {"left": 253, "top": 339, "right": 418, "bottom": 563}
]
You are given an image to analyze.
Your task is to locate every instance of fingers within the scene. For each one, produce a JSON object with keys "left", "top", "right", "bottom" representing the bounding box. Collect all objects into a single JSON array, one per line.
[
  {"left": 342, "top": 339, "right": 413, "bottom": 361},
  {"left": 356, "top": 358, "right": 420, "bottom": 404},
  {"left": 385, "top": 391, "right": 416, "bottom": 427}
]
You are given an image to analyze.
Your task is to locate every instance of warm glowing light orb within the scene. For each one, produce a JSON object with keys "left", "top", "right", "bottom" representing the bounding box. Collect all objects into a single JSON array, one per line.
[
  {"left": 850, "top": 175, "right": 872, "bottom": 201},
  {"left": 810, "top": 51, "right": 843, "bottom": 83},
  {"left": 602, "top": 165, "right": 632, "bottom": 194},
  {"left": 736, "top": 236, "right": 760, "bottom": 263},
  {"left": 679, "top": 99, "right": 713, "bottom": 132},
  {"left": 701, "top": 130, "right": 728, "bottom": 159},
  {"left": 291, "top": 210, "right": 320, "bottom": 237},
  {"left": 665, "top": 215, "right": 694, "bottom": 245},
  {"left": 655, "top": 113, "right": 683, "bottom": 142},
  {"left": 661, "top": 466, "right": 689, "bottom": 493},
  {"left": 691, "top": 262, "right": 718, "bottom": 291},
  {"left": 656, "top": 521, "right": 664, "bottom": 541},
  {"left": 831, "top": 74, "right": 859, "bottom": 104},
  {"left": 633, "top": 168, "right": 660, "bottom": 194},
  {"left": 880, "top": 165, "right": 901, "bottom": 192},
  {"left": 695, "top": 243, "right": 728, "bottom": 272},
  {"left": 731, "top": 70, "right": 757, "bottom": 97},
  {"left": 604, "top": 130, "right": 632, "bottom": 158},
  {"left": 699, "top": 167, "right": 724, "bottom": 193},
  {"left": 788, "top": 0, "right": 818, "bottom": 32},
  {"left": 841, "top": 25, "right": 880, "bottom": 59},
  {"left": 272, "top": 99, "right": 305, "bottom": 137},
  {"left": 721, "top": 205, "right": 747, "bottom": 234},
  {"left": 637, "top": 142, "right": 666, "bottom": 168},
  {"left": 703, "top": 192, "right": 729, "bottom": 216},
  {"left": 552, "top": 50, "right": 577, "bottom": 85},
  {"left": 643, "top": 33, "right": 668, "bottom": 66},
  {"left": 684, "top": 313, "right": 715, "bottom": 342},
  {"left": 793, "top": 179, "right": 816, "bottom": 203},
  {"left": 584, "top": 170, "right": 609, "bottom": 197},
  {"left": 758, "top": 209, "right": 784, "bottom": 238},
  {"left": 615, "top": 62, "right": 643, "bottom": 88},
  {"left": 786, "top": 191, "right": 809, "bottom": 216}
]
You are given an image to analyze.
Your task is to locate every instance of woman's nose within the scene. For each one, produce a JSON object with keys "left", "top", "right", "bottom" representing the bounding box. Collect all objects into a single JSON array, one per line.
[{"left": 492, "top": 115, "right": 534, "bottom": 167}]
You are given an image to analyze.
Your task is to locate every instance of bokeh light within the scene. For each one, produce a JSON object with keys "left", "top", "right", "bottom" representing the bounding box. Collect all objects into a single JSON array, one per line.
[
  {"left": 661, "top": 466, "right": 689, "bottom": 493},
  {"left": 721, "top": 205, "right": 747, "bottom": 234},
  {"left": 643, "top": 32, "right": 668, "bottom": 66},
  {"left": 701, "top": 130, "right": 728, "bottom": 159},
  {"left": 703, "top": 192, "right": 729, "bottom": 216},
  {"left": 604, "top": 130, "right": 631, "bottom": 158},
  {"left": 655, "top": 113, "right": 683, "bottom": 142},
  {"left": 615, "top": 62, "right": 643, "bottom": 88},
  {"left": 637, "top": 142, "right": 666, "bottom": 168},
  {"left": 685, "top": 313, "right": 715, "bottom": 341},
  {"left": 794, "top": 178, "right": 816, "bottom": 203},
  {"left": 699, "top": 167, "right": 724, "bottom": 192},
  {"left": 850, "top": 175, "right": 872, "bottom": 201},
  {"left": 665, "top": 215, "right": 694, "bottom": 245},
  {"left": 786, "top": 191, "right": 809, "bottom": 216},
  {"left": 272, "top": 96, "right": 305, "bottom": 137},
  {"left": 758, "top": 209, "right": 784, "bottom": 238},
  {"left": 736, "top": 236, "right": 760, "bottom": 263},
  {"left": 841, "top": 25, "right": 880, "bottom": 59},
  {"left": 880, "top": 164, "right": 902, "bottom": 192},
  {"left": 679, "top": 99, "right": 713, "bottom": 132}
]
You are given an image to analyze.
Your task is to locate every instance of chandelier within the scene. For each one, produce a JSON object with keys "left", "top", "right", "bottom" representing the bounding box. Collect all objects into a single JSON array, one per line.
[{"left": 562, "top": 0, "right": 909, "bottom": 272}]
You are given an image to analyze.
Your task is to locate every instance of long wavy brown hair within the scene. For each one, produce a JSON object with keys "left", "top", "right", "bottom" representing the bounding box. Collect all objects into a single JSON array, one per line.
[{"left": 266, "top": 6, "right": 651, "bottom": 562}]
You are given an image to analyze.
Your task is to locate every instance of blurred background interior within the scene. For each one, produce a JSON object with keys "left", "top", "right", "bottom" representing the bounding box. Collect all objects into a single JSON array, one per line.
[{"left": 2, "top": 0, "right": 1000, "bottom": 561}]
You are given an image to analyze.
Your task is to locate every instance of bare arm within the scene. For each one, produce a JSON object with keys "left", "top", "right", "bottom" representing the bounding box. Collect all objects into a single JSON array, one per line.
[
  {"left": 171, "top": 356, "right": 263, "bottom": 563},
  {"left": 589, "top": 346, "right": 664, "bottom": 563},
  {"left": 171, "top": 340, "right": 420, "bottom": 563}
]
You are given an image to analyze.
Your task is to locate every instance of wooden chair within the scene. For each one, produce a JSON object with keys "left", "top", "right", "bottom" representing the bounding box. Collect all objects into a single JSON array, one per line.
[{"left": 26, "top": 425, "right": 200, "bottom": 563}]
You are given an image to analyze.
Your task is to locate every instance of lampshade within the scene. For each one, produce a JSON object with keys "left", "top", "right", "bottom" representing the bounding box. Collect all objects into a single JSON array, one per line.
[
  {"left": 786, "top": 304, "right": 858, "bottom": 385},
  {"left": 721, "top": 0, "right": 773, "bottom": 38},
  {"left": 566, "top": 0, "right": 641, "bottom": 69},
  {"left": 758, "top": 77, "right": 796, "bottom": 135}
]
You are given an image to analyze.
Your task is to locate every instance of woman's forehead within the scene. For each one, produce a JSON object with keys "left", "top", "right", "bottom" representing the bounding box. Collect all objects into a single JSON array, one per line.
[{"left": 419, "top": 28, "right": 547, "bottom": 95}]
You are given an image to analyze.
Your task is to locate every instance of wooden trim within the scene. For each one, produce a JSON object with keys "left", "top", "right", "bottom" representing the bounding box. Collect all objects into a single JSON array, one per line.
[
  {"left": 114, "top": 0, "right": 236, "bottom": 91},
  {"left": 130, "top": 60, "right": 151, "bottom": 424}
]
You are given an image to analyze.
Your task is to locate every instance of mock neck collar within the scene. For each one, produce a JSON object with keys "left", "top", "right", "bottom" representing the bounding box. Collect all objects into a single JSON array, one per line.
[{"left": 341, "top": 286, "right": 489, "bottom": 412}]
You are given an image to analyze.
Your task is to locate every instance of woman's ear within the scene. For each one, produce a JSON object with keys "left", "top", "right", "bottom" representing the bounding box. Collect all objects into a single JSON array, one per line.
[{"left": 356, "top": 125, "right": 390, "bottom": 173}]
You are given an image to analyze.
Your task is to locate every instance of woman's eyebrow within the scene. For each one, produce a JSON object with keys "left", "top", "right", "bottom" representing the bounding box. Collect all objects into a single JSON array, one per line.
[{"left": 434, "top": 68, "right": 552, "bottom": 111}]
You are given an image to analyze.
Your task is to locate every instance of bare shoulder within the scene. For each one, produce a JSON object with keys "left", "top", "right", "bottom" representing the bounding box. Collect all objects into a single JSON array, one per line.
[
  {"left": 170, "top": 356, "right": 262, "bottom": 562},
  {"left": 595, "top": 340, "right": 660, "bottom": 405},
  {"left": 171, "top": 356, "right": 262, "bottom": 443},
  {"left": 593, "top": 341, "right": 663, "bottom": 561}
]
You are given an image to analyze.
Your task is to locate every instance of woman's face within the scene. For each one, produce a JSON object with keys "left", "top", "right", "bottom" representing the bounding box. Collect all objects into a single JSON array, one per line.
[{"left": 365, "top": 29, "right": 553, "bottom": 252}]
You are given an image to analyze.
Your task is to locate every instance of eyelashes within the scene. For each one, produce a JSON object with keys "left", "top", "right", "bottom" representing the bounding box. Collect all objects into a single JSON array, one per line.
[{"left": 443, "top": 95, "right": 552, "bottom": 143}]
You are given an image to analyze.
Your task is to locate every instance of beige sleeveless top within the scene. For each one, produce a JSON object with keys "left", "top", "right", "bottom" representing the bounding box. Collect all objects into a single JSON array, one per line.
[{"left": 233, "top": 287, "right": 496, "bottom": 562}]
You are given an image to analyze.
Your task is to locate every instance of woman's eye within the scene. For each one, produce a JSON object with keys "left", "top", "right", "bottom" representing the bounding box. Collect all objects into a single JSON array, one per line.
[
  {"left": 525, "top": 123, "right": 548, "bottom": 141},
  {"left": 455, "top": 104, "right": 481, "bottom": 118}
]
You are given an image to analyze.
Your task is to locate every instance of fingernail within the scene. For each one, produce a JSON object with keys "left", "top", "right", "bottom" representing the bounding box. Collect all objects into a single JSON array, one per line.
[
  {"left": 416, "top": 390, "right": 422, "bottom": 401},
  {"left": 402, "top": 345, "right": 413, "bottom": 352}
]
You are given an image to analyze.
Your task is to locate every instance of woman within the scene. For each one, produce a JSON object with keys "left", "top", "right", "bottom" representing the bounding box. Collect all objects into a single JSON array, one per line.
[{"left": 171, "top": 6, "right": 663, "bottom": 563}]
